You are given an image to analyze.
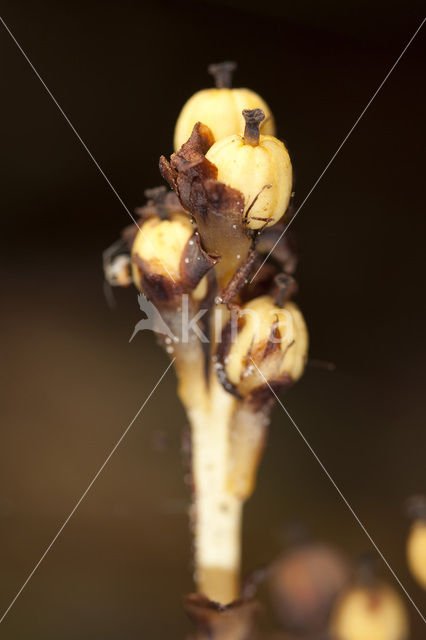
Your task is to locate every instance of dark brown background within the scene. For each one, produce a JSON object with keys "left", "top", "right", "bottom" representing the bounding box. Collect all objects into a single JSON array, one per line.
[{"left": 1, "top": 1, "right": 425, "bottom": 637}]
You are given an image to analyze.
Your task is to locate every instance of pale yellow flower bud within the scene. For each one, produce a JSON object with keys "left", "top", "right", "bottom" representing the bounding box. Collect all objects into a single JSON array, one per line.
[
  {"left": 205, "top": 109, "right": 292, "bottom": 230},
  {"left": 132, "top": 213, "right": 193, "bottom": 287},
  {"left": 217, "top": 294, "right": 308, "bottom": 400},
  {"left": 174, "top": 62, "right": 275, "bottom": 151},
  {"left": 407, "top": 520, "right": 426, "bottom": 589},
  {"left": 131, "top": 213, "right": 215, "bottom": 303},
  {"left": 330, "top": 583, "right": 409, "bottom": 640}
]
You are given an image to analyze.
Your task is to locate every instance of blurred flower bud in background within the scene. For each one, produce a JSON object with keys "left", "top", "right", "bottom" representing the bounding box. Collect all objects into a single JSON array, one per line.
[
  {"left": 268, "top": 539, "right": 352, "bottom": 636},
  {"left": 329, "top": 555, "right": 409, "bottom": 640},
  {"left": 406, "top": 495, "right": 426, "bottom": 589}
]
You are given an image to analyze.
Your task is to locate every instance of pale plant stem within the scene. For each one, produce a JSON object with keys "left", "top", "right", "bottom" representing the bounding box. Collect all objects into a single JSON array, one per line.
[
  {"left": 227, "top": 403, "right": 269, "bottom": 500},
  {"left": 188, "top": 377, "right": 243, "bottom": 604},
  {"left": 173, "top": 335, "right": 267, "bottom": 604}
]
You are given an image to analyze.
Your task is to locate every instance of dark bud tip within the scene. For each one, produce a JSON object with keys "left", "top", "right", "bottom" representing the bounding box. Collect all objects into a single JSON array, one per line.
[
  {"left": 356, "top": 552, "right": 378, "bottom": 587},
  {"left": 274, "top": 273, "right": 296, "bottom": 308},
  {"left": 406, "top": 495, "right": 426, "bottom": 521},
  {"left": 208, "top": 61, "right": 237, "bottom": 89},
  {"left": 243, "top": 108, "right": 265, "bottom": 146}
]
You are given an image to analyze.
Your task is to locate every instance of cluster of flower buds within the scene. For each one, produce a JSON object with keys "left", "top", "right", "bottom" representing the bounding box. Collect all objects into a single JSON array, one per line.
[
  {"left": 104, "top": 61, "right": 309, "bottom": 609},
  {"left": 105, "top": 61, "right": 308, "bottom": 407}
]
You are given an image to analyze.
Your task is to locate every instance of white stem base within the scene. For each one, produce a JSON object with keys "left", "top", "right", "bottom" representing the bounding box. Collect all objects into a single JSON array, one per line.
[{"left": 189, "top": 379, "right": 242, "bottom": 604}]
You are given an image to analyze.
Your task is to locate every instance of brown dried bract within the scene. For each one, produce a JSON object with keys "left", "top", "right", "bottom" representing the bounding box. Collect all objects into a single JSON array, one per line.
[
  {"left": 132, "top": 254, "right": 181, "bottom": 305},
  {"left": 135, "top": 187, "right": 185, "bottom": 221},
  {"left": 159, "top": 121, "right": 240, "bottom": 227},
  {"left": 244, "top": 374, "right": 293, "bottom": 413},
  {"left": 181, "top": 232, "right": 219, "bottom": 290},
  {"left": 221, "top": 250, "right": 258, "bottom": 307},
  {"left": 256, "top": 224, "right": 298, "bottom": 275},
  {"left": 215, "top": 316, "right": 243, "bottom": 399},
  {"left": 184, "top": 593, "right": 259, "bottom": 640},
  {"left": 160, "top": 123, "right": 251, "bottom": 270}
]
